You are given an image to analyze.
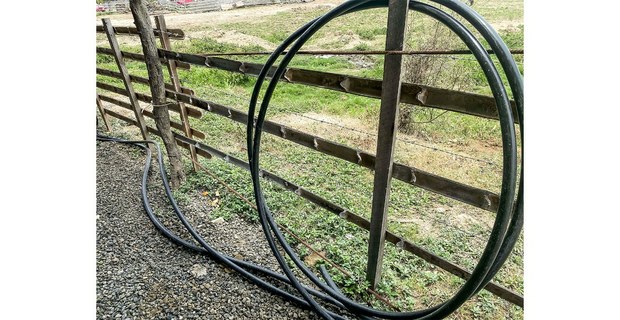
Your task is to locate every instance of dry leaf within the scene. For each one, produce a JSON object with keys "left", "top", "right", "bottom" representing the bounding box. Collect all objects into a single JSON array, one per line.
[{"left": 304, "top": 251, "right": 326, "bottom": 267}]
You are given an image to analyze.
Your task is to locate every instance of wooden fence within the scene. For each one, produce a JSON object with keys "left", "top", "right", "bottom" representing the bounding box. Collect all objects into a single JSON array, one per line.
[{"left": 95, "top": 16, "right": 522, "bottom": 307}]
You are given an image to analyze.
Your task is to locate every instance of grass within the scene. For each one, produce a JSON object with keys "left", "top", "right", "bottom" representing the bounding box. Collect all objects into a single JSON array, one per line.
[{"left": 96, "top": 0, "right": 523, "bottom": 318}]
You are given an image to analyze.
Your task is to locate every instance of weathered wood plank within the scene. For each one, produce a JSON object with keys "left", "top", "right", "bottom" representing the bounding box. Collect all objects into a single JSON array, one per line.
[
  {"left": 159, "top": 49, "right": 518, "bottom": 122},
  {"left": 366, "top": 0, "right": 410, "bottom": 288},
  {"left": 98, "top": 94, "right": 205, "bottom": 139},
  {"left": 96, "top": 81, "right": 203, "bottom": 118},
  {"left": 102, "top": 18, "right": 148, "bottom": 140},
  {"left": 155, "top": 15, "right": 198, "bottom": 171},
  {"left": 96, "top": 95, "right": 111, "bottom": 131},
  {"left": 96, "top": 67, "right": 194, "bottom": 95},
  {"left": 164, "top": 89, "right": 500, "bottom": 212},
  {"left": 102, "top": 108, "right": 211, "bottom": 159},
  {"left": 96, "top": 25, "right": 185, "bottom": 39},
  {"left": 97, "top": 47, "right": 191, "bottom": 70}
]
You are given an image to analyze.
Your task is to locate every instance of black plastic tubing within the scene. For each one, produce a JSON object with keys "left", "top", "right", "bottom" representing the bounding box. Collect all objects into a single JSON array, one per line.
[{"left": 246, "top": 0, "right": 523, "bottom": 319}]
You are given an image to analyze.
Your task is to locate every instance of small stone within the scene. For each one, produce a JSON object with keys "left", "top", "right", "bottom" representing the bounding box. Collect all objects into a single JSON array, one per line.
[
  {"left": 210, "top": 217, "right": 225, "bottom": 224},
  {"left": 190, "top": 264, "right": 208, "bottom": 279}
]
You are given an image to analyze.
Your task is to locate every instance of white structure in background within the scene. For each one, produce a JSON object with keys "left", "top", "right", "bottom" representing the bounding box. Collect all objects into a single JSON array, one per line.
[
  {"left": 99, "top": 0, "right": 130, "bottom": 13},
  {"left": 158, "top": 0, "right": 313, "bottom": 13},
  {"left": 98, "top": 0, "right": 312, "bottom": 14}
]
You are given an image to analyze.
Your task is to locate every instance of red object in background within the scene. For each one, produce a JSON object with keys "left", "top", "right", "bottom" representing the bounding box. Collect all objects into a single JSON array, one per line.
[
  {"left": 96, "top": 4, "right": 106, "bottom": 12},
  {"left": 176, "top": 0, "right": 194, "bottom": 5}
]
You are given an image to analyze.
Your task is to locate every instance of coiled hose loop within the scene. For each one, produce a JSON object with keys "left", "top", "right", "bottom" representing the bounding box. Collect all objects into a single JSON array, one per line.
[{"left": 247, "top": 0, "right": 523, "bottom": 319}]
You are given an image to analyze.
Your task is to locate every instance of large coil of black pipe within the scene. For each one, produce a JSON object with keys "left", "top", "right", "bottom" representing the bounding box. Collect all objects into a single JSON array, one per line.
[{"left": 246, "top": 0, "right": 523, "bottom": 319}]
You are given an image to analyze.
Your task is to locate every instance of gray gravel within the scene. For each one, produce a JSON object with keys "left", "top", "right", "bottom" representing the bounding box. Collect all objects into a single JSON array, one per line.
[{"left": 96, "top": 141, "right": 323, "bottom": 320}]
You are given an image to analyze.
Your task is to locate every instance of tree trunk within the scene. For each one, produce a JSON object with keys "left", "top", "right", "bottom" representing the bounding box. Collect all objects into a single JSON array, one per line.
[{"left": 129, "top": 0, "right": 186, "bottom": 188}]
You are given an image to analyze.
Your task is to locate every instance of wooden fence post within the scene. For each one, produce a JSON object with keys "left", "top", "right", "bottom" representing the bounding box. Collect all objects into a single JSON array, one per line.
[
  {"left": 102, "top": 18, "right": 149, "bottom": 140},
  {"left": 366, "top": 0, "right": 410, "bottom": 289},
  {"left": 96, "top": 95, "right": 111, "bottom": 131},
  {"left": 154, "top": 14, "right": 199, "bottom": 171}
]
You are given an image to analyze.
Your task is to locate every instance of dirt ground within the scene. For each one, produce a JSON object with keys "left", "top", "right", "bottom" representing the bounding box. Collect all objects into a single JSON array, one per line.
[
  {"left": 96, "top": 0, "right": 522, "bottom": 50},
  {"left": 97, "top": 0, "right": 343, "bottom": 47},
  {"left": 96, "top": 0, "right": 342, "bottom": 28}
]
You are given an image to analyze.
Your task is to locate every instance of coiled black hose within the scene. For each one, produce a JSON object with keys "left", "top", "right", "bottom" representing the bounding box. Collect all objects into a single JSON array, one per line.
[
  {"left": 97, "top": 0, "right": 522, "bottom": 318},
  {"left": 247, "top": 0, "right": 523, "bottom": 319},
  {"left": 96, "top": 134, "right": 351, "bottom": 320}
]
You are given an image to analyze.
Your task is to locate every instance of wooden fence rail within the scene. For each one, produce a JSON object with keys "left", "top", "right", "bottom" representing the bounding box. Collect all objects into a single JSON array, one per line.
[
  {"left": 100, "top": 107, "right": 212, "bottom": 159},
  {"left": 96, "top": 67, "right": 195, "bottom": 95},
  {"left": 97, "top": 79, "right": 500, "bottom": 212},
  {"left": 155, "top": 15, "right": 200, "bottom": 171},
  {"left": 96, "top": 25, "right": 185, "bottom": 39},
  {"left": 165, "top": 87, "right": 501, "bottom": 212},
  {"left": 96, "top": 81, "right": 203, "bottom": 118},
  {"left": 98, "top": 46, "right": 518, "bottom": 121},
  {"left": 97, "top": 47, "right": 192, "bottom": 70},
  {"left": 97, "top": 15, "right": 200, "bottom": 168},
  {"left": 157, "top": 49, "right": 519, "bottom": 122},
  {"left": 98, "top": 94, "right": 206, "bottom": 139},
  {"left": 102, "top": 18, "right": 149, "bottom": 140}
]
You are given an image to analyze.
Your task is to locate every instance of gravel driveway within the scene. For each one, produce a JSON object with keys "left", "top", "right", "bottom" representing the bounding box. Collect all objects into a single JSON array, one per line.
[{"left": 96, "top": 141, "right": 321, "bottom": 319}]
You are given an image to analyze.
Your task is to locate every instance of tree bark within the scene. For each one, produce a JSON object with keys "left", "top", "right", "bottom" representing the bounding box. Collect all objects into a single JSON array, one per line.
[{"left": 129, "top": 0, "right": 186, "bottom": 188}]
